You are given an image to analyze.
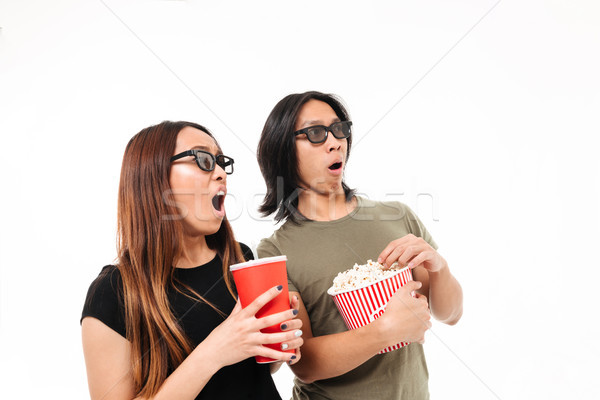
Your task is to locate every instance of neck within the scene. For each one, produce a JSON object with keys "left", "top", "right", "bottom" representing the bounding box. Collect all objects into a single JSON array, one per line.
[
  {"left": 175, "top": 235, "right": 217, "bottom": 269},
  {"left": 297, "top": 189, "right": 356, "bottom": 221}
]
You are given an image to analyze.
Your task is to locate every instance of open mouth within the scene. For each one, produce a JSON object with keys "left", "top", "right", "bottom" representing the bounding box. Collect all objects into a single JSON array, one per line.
[
  {"left": 329, "top": 162, "right": 343, "bottom": 170},
  {"left": 212, "top": 191, "right": 226, "bottom": 212}
]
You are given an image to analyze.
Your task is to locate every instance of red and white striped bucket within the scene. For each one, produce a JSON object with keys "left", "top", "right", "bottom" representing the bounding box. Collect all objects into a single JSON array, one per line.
[{"left": 327, "top": 266, "right": 414, "bottom": 354}]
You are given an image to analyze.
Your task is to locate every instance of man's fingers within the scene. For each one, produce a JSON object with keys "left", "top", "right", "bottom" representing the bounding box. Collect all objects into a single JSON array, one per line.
[
  {"left": 397, "top": 245, "right": 421, "bottom": 267},
  {"left": 290, "top": 294, "right": 299, "bottom": 309},
  {"left": 377, "top": 239, "right": 402, "bottom": 262},
  {"left": 402, "top": 280, "right": 422, "bottom": 293},
  {"left": 377, "top": 236, "right": 413, "bottom": 264},
  {"left": 414, "top": 292, "right": 428, "bottom": 303},
  {"left": 407, "top": 251, "right": 430, "bottom": 269},
  {"left": 382, "top": 247, "right": 406, "bottom": 269},
  {"left": 378, "top": 245, "right": 396, "bottom": 265}
]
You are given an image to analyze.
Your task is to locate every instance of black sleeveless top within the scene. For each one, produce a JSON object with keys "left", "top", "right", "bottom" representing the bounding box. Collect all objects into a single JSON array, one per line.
[{"left": 81, "top": 244, "right": 281, "bottom": 400}]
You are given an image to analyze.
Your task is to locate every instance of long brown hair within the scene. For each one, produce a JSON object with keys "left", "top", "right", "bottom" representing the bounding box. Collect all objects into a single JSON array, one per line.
[{"left": 116, "top": 121, "right": 244, "bottom": 398}]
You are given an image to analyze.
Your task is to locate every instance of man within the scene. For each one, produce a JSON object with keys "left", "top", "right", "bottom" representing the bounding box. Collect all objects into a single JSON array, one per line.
[{"left": 257, "top": 91, "right": 463, "bottom": 399}]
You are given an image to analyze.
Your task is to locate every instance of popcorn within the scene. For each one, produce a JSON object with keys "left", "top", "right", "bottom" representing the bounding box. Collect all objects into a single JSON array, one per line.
[{"left": 330, "top": 260, "right": 402, "bottom": 294}]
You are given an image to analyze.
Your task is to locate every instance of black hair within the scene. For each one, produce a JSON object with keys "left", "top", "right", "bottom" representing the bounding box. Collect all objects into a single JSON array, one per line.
[{"left": 257, "top": 91, "right": 356, "bottom": 223}]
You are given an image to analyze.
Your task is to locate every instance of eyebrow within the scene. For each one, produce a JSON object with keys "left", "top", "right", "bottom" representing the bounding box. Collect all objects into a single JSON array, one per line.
[
  {"left": 190, "top": 145, "right": 222, "bottom": 155},
  {"left": 299, "top": 117, "right": 341, "bottom": 129}
]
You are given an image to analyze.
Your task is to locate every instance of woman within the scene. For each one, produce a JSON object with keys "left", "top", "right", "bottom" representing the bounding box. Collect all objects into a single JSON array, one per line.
[
  {"left": 256, "top": 92, "right": 463, "bottom": 399},
  {"left": 82, "top": 121, "right": 302, "bottom": 400}
]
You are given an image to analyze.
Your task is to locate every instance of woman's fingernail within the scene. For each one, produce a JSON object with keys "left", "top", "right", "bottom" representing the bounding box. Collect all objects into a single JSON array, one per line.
[
  {"left": 294, "top": 330, "right": 303, "bottom": 337},
  {"left": 281, "top": 323, "right": 288, "bottom": 330},
  {"left": 292, "top": 309, "right": 299, "bottom": 316},
  {"left": 290, "top": 355, "right": 296, "bottom": 360},
  {"left": 276, "top": 285, "right": 283, "bottom": 291},
  {"left": 281, "top": 343, "right": 289, "bottom": 350},
  {"left": 293, "top": 295, "right": 298, "bottom": 301}
]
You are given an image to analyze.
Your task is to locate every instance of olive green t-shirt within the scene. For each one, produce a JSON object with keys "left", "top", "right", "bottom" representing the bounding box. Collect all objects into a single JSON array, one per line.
[{"left": 257, "top": 197, "right": 437, "bottom": 400}]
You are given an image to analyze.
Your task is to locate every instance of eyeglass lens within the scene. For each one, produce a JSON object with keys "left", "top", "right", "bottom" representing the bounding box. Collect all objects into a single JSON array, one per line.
[
  {"left": 307, "top": 122, "right": 351, "bottom": 143},
  {"left": 216, "top": 155, "right": 234, "bottom": 174},
  {"left": 195, "top": 152, "right": 214, "bottom": 171}
]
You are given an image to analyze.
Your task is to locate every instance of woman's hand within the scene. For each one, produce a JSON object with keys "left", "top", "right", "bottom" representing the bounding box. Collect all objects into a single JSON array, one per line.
[
  {"left": 203, "top": 285, "right": 302, "bottom": 369},
  {"left": 278, "top": 294, "right": 303, "bottom": 366},
  {"left": 378, "top": 234, "right": 447, "bottom": 273},
  {"left": 270, "top": 293, "right": 304, "bottom": 373}
]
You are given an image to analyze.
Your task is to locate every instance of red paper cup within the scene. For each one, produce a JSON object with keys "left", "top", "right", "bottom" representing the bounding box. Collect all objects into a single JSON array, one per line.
[
  {"left": 230, "top": 255, "right": 294, "bottom": 363},
  {"left": 327, "top": 266, "right": 415, "bottom": 354}
]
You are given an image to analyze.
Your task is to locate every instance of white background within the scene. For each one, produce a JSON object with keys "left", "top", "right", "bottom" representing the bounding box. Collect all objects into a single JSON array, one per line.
[{"left": 1, "top": 1, "right": 599, "bottom": 399}]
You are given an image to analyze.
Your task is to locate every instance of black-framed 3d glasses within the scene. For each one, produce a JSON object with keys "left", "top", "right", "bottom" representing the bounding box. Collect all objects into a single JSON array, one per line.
[
  {"left": 294, "top": 121, "right": 352, "bottom": 144},
  {"left": 170, "top": 150, "right": 235, "bottom": 175}
]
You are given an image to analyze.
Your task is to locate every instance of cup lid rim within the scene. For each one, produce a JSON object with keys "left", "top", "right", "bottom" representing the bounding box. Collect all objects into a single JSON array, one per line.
[{"left": 229, "top": 255, "right": 287, "bottom": 271}]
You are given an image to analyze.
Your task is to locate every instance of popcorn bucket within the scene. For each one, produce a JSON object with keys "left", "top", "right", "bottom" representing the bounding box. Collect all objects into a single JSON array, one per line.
[{"left": 327, "top": 266, "right": 414, "bottom": 354}]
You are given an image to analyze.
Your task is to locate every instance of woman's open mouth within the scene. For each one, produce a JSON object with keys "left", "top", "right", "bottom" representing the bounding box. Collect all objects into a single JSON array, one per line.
[{"left": 212, "top": 190, "right": 226, "bottom": 216}]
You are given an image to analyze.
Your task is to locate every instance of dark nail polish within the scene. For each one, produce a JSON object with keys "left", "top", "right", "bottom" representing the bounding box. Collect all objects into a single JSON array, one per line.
[
  {"left": 276, "top": 285, "right": 283, "bottom": 291},
  {"left": 291, "top": 355, "right": 296, "bottom": 360},
  {"left": 292, "top": 309, "right": 299, "bottom": 316},
  {"left": 281, "top": 323, "right": 288, "bottom": 330}
]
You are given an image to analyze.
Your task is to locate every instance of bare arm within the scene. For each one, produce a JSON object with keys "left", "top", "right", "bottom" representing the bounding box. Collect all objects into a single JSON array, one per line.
[
  {"left": 82, "top": 286, "right": 302, "bottom": 400},
  {"left": 81, "top": 317, "right": 230, "bottom": 399},
  {"left": 413, "top": 262, "right": 463, "bottom": 324},
  {"left": 289, "top": 280, "right": 430, "bottom": 383},
  {"left": 380, "top": 234, "right": 463, "bottom": 325},
  {"left": 82, "top": 317, "right": 136, "bottom": 399}
]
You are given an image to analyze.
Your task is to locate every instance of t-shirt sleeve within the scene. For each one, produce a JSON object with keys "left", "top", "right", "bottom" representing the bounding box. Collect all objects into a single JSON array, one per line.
[
  {"left": 400, "top": 203, "right": 438, "bottom": 250},
  {"left": 239, "top": 242, "right": 255, "bottom": 261},
  {"left": 81, "top": 265, "right": 127, "bottom": 339},
  {"left": 256, "top": 239, "right": 280, "bottom": 259},
  {"left": 256, "top": 238, "right": 299, "bottom": 293}
]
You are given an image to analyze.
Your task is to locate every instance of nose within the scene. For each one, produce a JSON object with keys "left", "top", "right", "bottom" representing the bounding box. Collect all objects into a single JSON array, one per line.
[
  {"left": 325, "top": 130, "right": 343, "bottom": 152},
  {"left": 213, "top": 164, "right": 227, "bottom": 182}
]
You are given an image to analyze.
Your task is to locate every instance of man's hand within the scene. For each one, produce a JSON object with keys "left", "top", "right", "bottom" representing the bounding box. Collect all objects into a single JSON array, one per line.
[
  {"left": 376, "top": 280, "right": 432, "bottom": 345},
  {"left": 378, "top": 234, "right": 447, "bottom": 273}
]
